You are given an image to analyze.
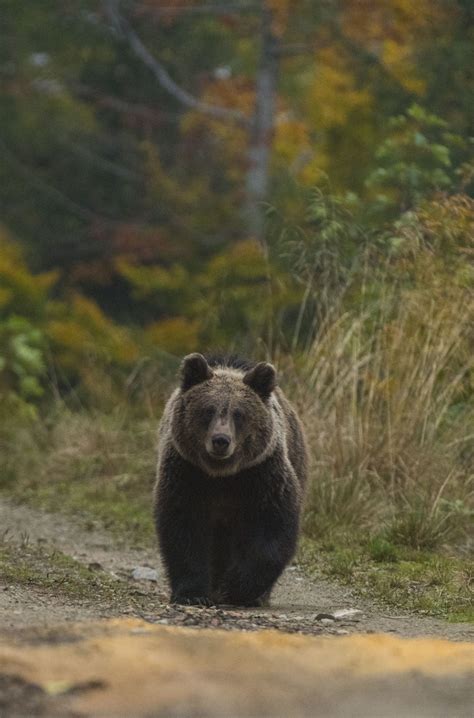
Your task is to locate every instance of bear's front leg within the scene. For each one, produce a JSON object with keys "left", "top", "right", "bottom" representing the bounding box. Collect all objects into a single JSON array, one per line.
[
  {"left": 220, "top": 541, "right": 293, "bottom": 606},
  {"left": 158, "top": 508, "right": 212, "bottom": 605},
  {"left": 219, "top": 518, "right": 298, "bottom": 607},
  {"left": 155, "top": 471, "right": 212, "bottom": 606},
  {"left": 217, "top": 471, "right": 301, "bottom": 607}
]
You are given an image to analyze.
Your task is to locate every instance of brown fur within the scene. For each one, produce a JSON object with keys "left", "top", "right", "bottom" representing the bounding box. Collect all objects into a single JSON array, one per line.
[{"left": 154, "top": 354, "right": 308, "bottom": 607}]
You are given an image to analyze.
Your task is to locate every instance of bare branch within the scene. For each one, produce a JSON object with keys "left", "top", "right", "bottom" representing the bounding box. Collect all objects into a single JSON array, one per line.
[{"left": 104, "top": 0, "right": 249, "bottom": 126}]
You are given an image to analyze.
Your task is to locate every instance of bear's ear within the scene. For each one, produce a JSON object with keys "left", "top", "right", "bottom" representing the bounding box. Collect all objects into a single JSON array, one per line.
[
  {"left": 243, "top": 362, "right": 277, "bottom": 400},
  {"left": 181, "top": 353, "right": 213, "bottom": 391}
]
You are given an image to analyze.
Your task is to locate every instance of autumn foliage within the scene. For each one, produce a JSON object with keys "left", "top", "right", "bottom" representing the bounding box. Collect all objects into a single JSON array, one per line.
[{"left": 0, "top": 3, "right": 473, "bottom": 549}]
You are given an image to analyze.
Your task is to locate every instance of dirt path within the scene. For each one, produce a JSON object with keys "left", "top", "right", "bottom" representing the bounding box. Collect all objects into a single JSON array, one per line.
[
  {"left": 1, "top": 497, "right": 473, "bottom": 717},
  {"left": 1, "top": 497, "right": 472, "bottom": 641}
]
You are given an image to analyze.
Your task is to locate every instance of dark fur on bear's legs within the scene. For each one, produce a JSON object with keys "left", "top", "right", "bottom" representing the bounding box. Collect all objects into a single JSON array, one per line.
[
  {"left": 216, "top": 515, "right": 299, "bottom": 606},
  {"left": 155, "top": 448, "right": 301, "bottom": 607},
  {"left": 155, "top": 452, "right": 213, "bottom": 606}
]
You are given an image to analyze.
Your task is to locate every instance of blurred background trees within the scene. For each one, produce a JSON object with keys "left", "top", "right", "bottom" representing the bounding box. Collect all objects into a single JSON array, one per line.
[
  {"left": 1, "top": 0, "right": 472, "bottom": 402},
  {"left": 1, "top": 0, "right": 472, "bottom": 563}
]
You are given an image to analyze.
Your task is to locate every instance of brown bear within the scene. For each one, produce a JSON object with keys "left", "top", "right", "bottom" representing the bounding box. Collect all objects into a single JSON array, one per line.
[{"left": 154, "top": 353, "right": 308, "bottom": 607}]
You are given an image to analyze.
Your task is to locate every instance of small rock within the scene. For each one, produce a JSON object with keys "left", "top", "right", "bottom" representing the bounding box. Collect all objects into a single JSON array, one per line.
[
  {"left": 332, "top": 609, "right": 363, "bottom": 621},
  {"left": 320, "top": 618, "right": 335, "bottom": 626},
  {"left": 131, "top": 566, "right": 159, "bottom": 582},
  {"left": 44, "top": 680, "right": 76, "bottom": 696},
  {"left": 335, "top": 629, "right": 350, "bottom": 635},
  {"left": 87, "top": 562, "right": 103, "bottom": 572},
  {"left": 314, "top": 613, "right": 336, "bottom": 621}
]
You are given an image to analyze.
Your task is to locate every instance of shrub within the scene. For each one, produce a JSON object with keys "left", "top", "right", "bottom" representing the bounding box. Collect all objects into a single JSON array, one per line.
[
  {"left": 0, "top": 316, "right": 46, "bottom": 417},
  {"left": 298, "top": 277, "right": 473, "bottom": 549},
  {"left": 365, "top": 104, "right": 469, "bottom": 217}
]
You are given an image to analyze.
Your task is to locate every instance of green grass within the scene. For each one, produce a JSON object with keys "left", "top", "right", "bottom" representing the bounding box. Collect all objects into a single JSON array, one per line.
[
  {"left": 14, "top": 477, "right": 155, "bottom": 546},
  {"left": 0, "top": 409, "right": 156, "bottom": 546},
  {"left": 0, "top": 541, "right": 134, "bottom": 605},
  {"left": 299, "top": 535, "right": 474, "bottom": 623}
]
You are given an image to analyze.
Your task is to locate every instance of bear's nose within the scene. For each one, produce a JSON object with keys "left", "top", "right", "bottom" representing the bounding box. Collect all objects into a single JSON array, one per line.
[{"left": 212, "top": 434, "right": 231, "bottom": 452}]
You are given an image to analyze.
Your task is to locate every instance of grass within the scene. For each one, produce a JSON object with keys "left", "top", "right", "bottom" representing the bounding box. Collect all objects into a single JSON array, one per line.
[
  {"left": 299, "top": 535, "right": 474, "bottom": 623},
  {"left": 1, "top": 400, "right": 471, "bottom": 622},
  {"left": 0, "top": 408, "right": 156, "bottom": 546},
  {"left": 292, "top": 290, "right": 473, "bottom": 552},
  {"left": 0, "top": 539, "right": 134, "bottom": 606},
  {"left": 290, "top": 289, "right": 473, "bottom": 622},
  {"left": 0, "top": 286, "right": 472, "bottom": 622}
]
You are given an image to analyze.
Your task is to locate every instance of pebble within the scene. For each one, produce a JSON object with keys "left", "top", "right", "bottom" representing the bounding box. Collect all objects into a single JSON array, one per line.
[
  {"left": 131, "top": 566, "right": 159, "bottom": 582},
  {"left": 333, "top": 609, "right": 363, "bottom": 621}
]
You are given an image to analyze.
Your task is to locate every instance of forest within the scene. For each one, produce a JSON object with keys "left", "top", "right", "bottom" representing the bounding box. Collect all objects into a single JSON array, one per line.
[{"left": 1, "top": 1, "right": 473, "bottom": 619}]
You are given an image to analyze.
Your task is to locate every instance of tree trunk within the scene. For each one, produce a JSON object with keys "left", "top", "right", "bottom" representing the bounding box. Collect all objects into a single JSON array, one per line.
[{"left": 244, "top": 7, "right": 279, "bottom": 252}]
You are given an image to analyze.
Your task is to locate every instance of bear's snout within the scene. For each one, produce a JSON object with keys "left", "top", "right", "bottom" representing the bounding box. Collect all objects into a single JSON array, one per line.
[
  {"left": 212, "top": 434, "right": 230, "bottom": 450},
  {"left": 210, "top": 433, "right": 233, "bottom": 458}
]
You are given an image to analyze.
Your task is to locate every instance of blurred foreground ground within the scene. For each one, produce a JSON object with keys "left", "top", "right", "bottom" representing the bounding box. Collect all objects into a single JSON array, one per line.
[{"left": 1, "top": 620, "right": 473, "bottom": 717}]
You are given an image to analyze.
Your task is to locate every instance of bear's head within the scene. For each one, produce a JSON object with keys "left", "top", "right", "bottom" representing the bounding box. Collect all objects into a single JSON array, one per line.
[{"left": 171, "top": 353, "right": 279, "bottom": 476}]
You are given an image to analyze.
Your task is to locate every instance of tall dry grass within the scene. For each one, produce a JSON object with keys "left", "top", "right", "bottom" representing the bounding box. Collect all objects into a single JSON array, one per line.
[{"left": 291, "top": 290, "right": 473, "bottom": 549}]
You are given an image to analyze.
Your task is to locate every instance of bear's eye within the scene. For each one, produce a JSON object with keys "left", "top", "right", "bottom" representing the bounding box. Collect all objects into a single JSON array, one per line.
[
  {"left": 233, "top": 408, "right": 245, "bottom": 422},
  {"left": 201, "top": 406, "right": 215, "bottom": 420}
]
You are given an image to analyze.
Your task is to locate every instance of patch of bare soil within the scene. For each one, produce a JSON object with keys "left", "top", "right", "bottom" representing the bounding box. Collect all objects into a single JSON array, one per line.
[{"left": 0, "top": 497, "right": 473, "bottom": 642}]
